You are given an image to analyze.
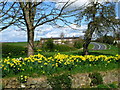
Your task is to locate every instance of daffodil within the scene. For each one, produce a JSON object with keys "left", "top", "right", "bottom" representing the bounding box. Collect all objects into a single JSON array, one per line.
[
  {"left": 44, "top": 63, "right": 48, "bottom": 65},
  {"left": 37, "top": 49, "right": 42, "bottom": 52}
]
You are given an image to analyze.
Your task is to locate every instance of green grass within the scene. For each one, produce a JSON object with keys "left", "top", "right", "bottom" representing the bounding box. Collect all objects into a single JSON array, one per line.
[
  {"left": 2, "top": 42, "right": 119, "bottom": 58},
  {"left": 39, "top": 50, "right": 81, "bottom": 57},
  {"left": 2, "top": 42, "right": 119, "bottom": 78},
  {"left": 3, "top": 61, "right": 119, "bottom": 78},
  {"left": 2, "top": 43, "right": 27, "bottom": 58},
  {"left": 2, "top": 41, "right": 39, "bottom": 47},
  {"left": 88, "top": 44, "right": 94, "bottom": 50},
  {"left": 1, "top": 41, "right": 40, "bottom": 58},
  {"left": 89, "top": 45, "right": 118, "bottom": 56},
  {"left": 1, "top": 42, "right": 119, "bottom": 83},
  {"left": 70, "top": 63, "right": 119, "bottom": 74},
  {"left": 39, "top": 44, "right": 118, "bottom": 57},
  {"left": 3, "top": 42, "right": 27, "bottom": 47}
]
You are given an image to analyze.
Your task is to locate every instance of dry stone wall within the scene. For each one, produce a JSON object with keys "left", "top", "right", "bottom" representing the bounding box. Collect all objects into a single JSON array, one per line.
[{"left": 2, "top": 69, "right": 119, "bottom": 88}]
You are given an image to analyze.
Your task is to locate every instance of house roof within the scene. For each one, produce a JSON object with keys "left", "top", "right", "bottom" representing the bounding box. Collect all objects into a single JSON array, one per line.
[{"left": 41, "top": 37, "right": 80, "bottom": 40}]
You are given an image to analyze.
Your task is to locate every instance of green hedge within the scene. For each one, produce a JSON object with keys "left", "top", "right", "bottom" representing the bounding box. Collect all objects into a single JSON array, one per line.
[
  {"left": 2, "top": 43, "right": 27, "bottom": 58},
  {"left": 73, "top": 40, "right": 83, "bottom": 49},
  {"left": 41, "top": 43, "right": 77, "bottom": 52},
  {"left": 54, "top": 44, "right": 77, "bottom": 52}
]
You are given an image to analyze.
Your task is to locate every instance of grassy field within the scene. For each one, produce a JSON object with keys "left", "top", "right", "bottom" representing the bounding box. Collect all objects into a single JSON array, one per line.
[
  {"left": 88, "top": 43, "right": 94, "bottom": 50},
  {"left": 1, "top": 41, "right": 118, "bottom": 58},
  {"left": 2, "top": 41, "right": 39, "bottom": 47},
  {"left": 89, "top": 45, "right": 118, "bottom": 56},
  {"left": 2, "top": 42, "right": 27, "bottom": 47},
  {"left": 39, "top": 43, "right": 118, "bottom": 57}
]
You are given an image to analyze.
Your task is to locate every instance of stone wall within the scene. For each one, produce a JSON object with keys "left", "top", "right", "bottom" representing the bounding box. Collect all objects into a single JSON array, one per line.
[{"left": 2, "top": 69, "right": 119, "bottom": 88}]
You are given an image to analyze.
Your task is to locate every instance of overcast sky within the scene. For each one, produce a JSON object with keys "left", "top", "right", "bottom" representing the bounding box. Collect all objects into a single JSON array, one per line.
[{"left": 1, "top": 0, "right": 120, "bottom": 42}]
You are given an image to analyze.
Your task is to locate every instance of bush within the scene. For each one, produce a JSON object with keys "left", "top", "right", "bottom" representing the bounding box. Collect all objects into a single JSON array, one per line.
[
  {"left": 42, "top": 39, "right": 54, "bottom": 51},
  {"left": 42, "top": 43, "right": 76, "bottom": 52},
  {"left": 89, "top": 72, "right": 103, "bottom": 86},
  {"left": 54, "top": 44, "right": 76, "bottom": 52},
  {"left": 73, "top": 40, "right": 83, "bottom": 49},
  {"left": 108, "top": 83, "right": 118, "bottom": 88},
  {"left": 97, "top": 83, "right": 118, "bottom": 88},
  {"left": 2, "top": 43, "right": 27, "bottom": 58},
  {"left": 97, "top": 84, "right": 109, "bottom": 88},
  {"left": 96, "top": 36, "right": 115, "bottom": 44},
  {"left": 47, "top": 73, "right": 72, "bottom": 89},
  {"left": 104, "top": 36, "right": 114, "bottom": 44}
]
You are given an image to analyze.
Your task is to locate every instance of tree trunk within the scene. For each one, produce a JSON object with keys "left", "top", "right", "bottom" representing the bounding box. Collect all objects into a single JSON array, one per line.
[
  {"left": 83, "top": 22, "right": 95, "bottom": 55},
  {"left": 27, "top": 29, "right": 34, "bottom": 56},
  {"left": 20, "top": 2, "right": 36, "bottom": 56},
  {"left": 83, "top": 3, "right": 97, "bottom": 55},
  {"left": 83, "top": 40, "right": 90, "bottom": 55}
]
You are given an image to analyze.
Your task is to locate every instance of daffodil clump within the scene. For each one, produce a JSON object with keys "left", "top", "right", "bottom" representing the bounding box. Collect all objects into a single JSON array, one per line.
[
  {"left": 18, "top": 75, "right": 29, "bottom": 83},
  {"left": 1, "top": 53, "right": 120, "bottom": 77}
]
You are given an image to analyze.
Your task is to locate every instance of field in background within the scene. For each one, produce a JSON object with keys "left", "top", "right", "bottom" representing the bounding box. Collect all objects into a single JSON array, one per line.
[{"left": 1, "top": 41, "right": 119, "bottom": 58}]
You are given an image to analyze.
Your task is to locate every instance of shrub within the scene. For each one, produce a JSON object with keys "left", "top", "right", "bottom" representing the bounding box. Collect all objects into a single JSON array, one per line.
[
  {"left": 108, "top": 83, "right": 118, "bottom": 88},
  {"left": 97, "top": 84, "right": 109, "bottom": 88},
  {"left": 96, "top": 35, "right": 115, "bottom": 44},
  {"left": 47, "top": 73, "right": 72, "bottom": 89},
  {"left": 42, "top": 39, "right": 54, "bottom": 51},
  {"left": 97, "top": 83, "right": 118, "bottom": 88},
  {"left": 2, "top": 43, "right": 27, "bottom": 58},
  {"left": 73, "top": 40, "right": 83, "bottom": 49},
  {"left": 104, "top": 36, "right": 114, "bottom": 44},
  {"left": 42, "top": 44, "right": 76, "bottom": 52},
  {"left": 54, "top": 44, "right": 76, "bottom": 52},
  {"left": 89, "top": 72, "right": 103, "bottom": 86}
]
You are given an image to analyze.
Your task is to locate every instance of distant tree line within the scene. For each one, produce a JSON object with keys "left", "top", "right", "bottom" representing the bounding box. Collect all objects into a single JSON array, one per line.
[{"left": 95, "top": 35, "right": 115, "bottom": 44}]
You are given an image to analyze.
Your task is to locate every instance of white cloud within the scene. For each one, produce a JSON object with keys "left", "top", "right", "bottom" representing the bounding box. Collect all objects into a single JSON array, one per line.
[
  {"left": 1, "top": 24, "right": 87, "bottom": 42},
  {"left": 68, "top": 24, "right": 87, "bottom": 30},
  {"left": 55, "top": 0, "right": 90, "bottom": 10},
  {"left": 1, "top": 27, "right": 27, "bottom": 42},
  {"left": 53, "top": 0, "right": 119, "bottom": 10},
  {"left": 37, "top": 24, "right": 86, "bottom": 38}
]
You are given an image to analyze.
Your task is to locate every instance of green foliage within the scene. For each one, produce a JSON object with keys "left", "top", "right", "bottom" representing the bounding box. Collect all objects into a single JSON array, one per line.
[
  {"left": 42, "top": 43, "right": 76, "bottom": 52},
  {"left": 18, "top": 75, "right": 29, "bottom": 83},
  {"left": 89, "top": 72, "right": 103, "bottom": 86},
  {"left": 2, "top": 43, "right": 27, "bottom": 58},
  {"left": 117, "top": 43, "right": 120, "bottom": 55},
  {"left": 54, "top": 44, "right": 77, "bottom": 52},
  {"left": 42, "top": 39, "right": 54, "bottom": 51},
  {"left": 97, "top": 84, "right": 109, "bottom": 88},
  {"left": 47, "top": 73, "right": 72, "bottom": 89},
  {"left": 96, "top": 36, "right": 115, "bottom": 44},
  {"left": 108, "top": 83, "right": 118, "bottom": 88},
  {"left": 103, "top": 36, "right": 115, "bottom": 44},
  {"left": 97, "top": 83, "right": 118, "bottom": 88},
  {"left": 73, "top": 40, "right": 83, "bottom": 49}
]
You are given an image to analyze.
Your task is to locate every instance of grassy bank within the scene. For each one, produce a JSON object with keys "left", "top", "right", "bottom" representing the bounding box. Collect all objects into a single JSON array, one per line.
[{"left": 1, "top": 53, "right": 119, "bottom": 78}]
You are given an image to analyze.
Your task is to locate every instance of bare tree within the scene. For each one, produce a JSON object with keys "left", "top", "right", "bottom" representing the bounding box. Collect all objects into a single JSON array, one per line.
[
  {"left": 1, "top": 0, "right": 118, "bottom": 56},
  {"left": 0, "top": 0, "right": 82, "bottom": 56},
  {"left": 60, "top": 32, "right": 65, "bottom": 38}
]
